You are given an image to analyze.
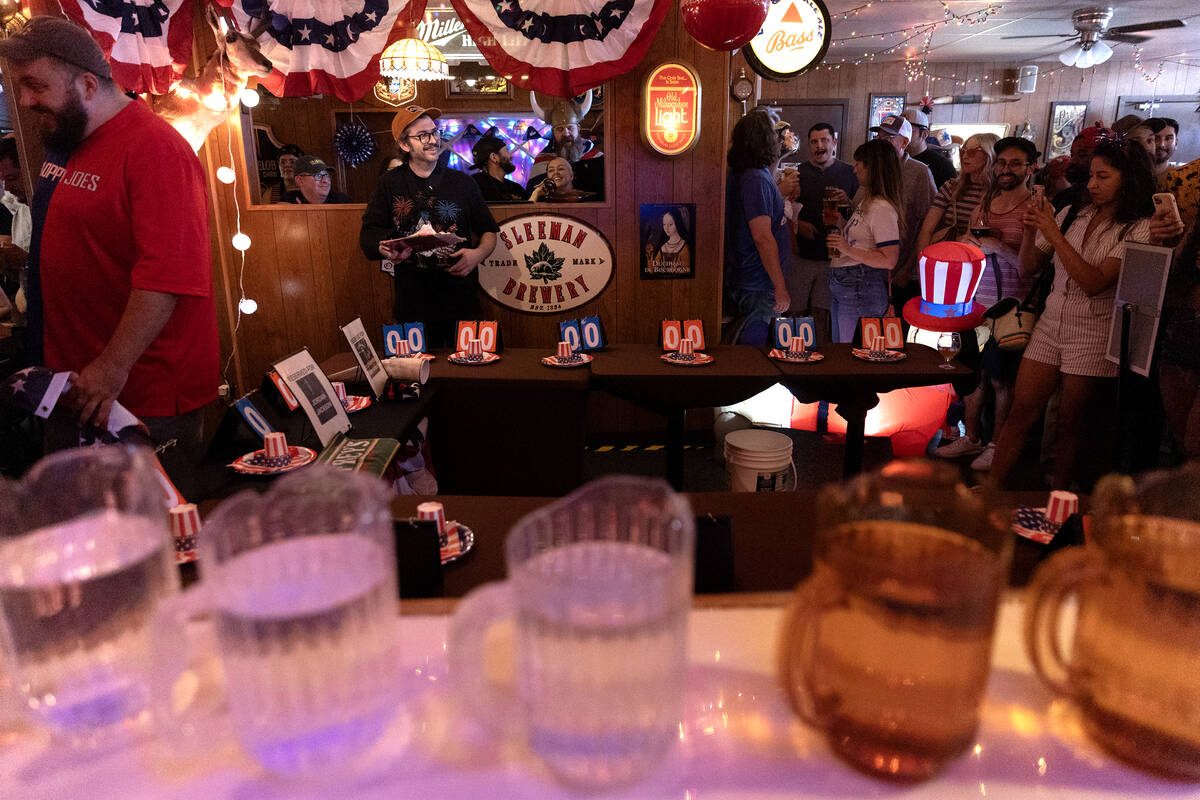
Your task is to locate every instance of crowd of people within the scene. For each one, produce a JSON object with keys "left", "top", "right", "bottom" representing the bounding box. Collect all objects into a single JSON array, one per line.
[{"left": 724, "top": 104, "right": 1196, "bottom": 490}]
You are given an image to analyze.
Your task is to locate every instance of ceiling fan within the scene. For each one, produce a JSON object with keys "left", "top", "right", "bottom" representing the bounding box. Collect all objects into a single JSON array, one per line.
[{"left": 1002, "top": 6, "right": 1186, "bottom": 67}]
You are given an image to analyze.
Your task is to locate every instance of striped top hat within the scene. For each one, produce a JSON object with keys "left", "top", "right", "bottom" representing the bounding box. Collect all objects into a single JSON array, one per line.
[{"left": 902, "top": 241, "right": 987, "bottom": 333}]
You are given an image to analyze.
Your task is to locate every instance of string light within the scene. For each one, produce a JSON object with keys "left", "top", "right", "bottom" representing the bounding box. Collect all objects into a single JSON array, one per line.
[
  {"left": 239, "top": 87, "right": 260, "bottom": 108},
  {"left": 811, "top": 4, "right": 1001, "bottom": 68},
  {"left": 231, "top": 232, "right": 251, "bottom": 251},
  {"left": 216, "top": 166, "right": 236, "bottom": 184},
  {"left": 1132, "top": 47, "right": 1165, "bottom": 86}
]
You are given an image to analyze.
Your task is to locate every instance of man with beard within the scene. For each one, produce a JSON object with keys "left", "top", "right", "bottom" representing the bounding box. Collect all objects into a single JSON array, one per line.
[
  {"left": 526, "top": 94, "right": 604, "bottom": 200},
  {"left": 359, "top": 104, "right": 498, "bottom": 348},
  {"left": 0, "top": 17, "right": 217, "bottom": 496},
  {"left": 1143, "top": 118, "right": 1180, "bottom": 185},
  {"left": 790, "top": 123, "right": 858, "bottom": 342},
  {"left": 469, "top": 132, "right": 525, "bottom": 203}
]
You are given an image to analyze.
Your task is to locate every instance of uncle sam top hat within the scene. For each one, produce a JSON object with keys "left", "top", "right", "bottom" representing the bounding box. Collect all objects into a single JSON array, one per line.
[{"left": 902, "top": 241, "right": 987, "bottom": 333}]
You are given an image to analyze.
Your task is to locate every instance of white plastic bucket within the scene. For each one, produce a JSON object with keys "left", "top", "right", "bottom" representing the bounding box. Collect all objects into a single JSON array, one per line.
[{"left": 724, "top": 429, "right": 795, "bottom": 492}]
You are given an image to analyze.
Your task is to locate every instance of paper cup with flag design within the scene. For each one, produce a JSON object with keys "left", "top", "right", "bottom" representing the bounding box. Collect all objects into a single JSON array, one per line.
[
  {"left": 397, "top": 339, "right": 412, "bottom": 357},
  {"left": 869, "top": 334, "right": 886, "bottom": 358},
  {"left": 788, "top": 335, "right": 805, "bottom": 355},
  {"left": 1046, "top": 491, "right": 1079, "bottom": 525},
  {"left": 258, "top": 431, "right": 292, "bottom": 468},
  {"left": 557, "top": 341, "right": 572, "bottom": 359},
  {"left": 417, "top": 501, "right": 448, "bottom": 546},
  {"left": 170, "top": 503, "right": 202, "bottom": 563},
  {"left": 902, "top": 241, "right": 988, "bottom": 333},
  {"left": 467, "top": 337, "right": 484, "bottom": 362},
  {"left": 331, "top": 381, "right": 348, "bottom": 408}
]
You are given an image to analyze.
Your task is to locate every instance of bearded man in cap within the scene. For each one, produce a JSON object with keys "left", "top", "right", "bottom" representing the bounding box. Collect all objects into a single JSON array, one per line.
[
  {"left": 359, "top": 104, "right": 498, "bottom": 348},
  {"left": 0, "top": 16, "right": 217, "bottom": 496},
  {"left": 469, "top": 132, "right": 525, "bottom": 203}
]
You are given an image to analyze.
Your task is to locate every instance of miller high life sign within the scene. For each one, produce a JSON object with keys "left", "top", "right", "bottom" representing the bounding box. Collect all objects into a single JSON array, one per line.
[
  {"left": 479, "top": 214, "right": 614, "bottom": 314},
  {"left": 642, "top": 62, "right": 701, "bottom": 157},
  {"left": 745, "top": 0, "right": 832, "bottom": 82}
]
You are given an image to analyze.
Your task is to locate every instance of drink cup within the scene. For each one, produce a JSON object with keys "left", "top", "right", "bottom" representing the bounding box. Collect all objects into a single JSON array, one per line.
[
  {"left": 0, "top": 446, "right": 178, "bottom": 743},
  {"left": 150, "top": 466, "right": 401, "bottom": 777},
  {"left": 557, "top": 340, "right": 572, "bottom": 359},
  {"left": 448, "top": 476, "right": 695, "bottom": 790},
  {"left": 396, "top": 339, "right": 412, "bottom": 357},
  {"left": 169, "top": 503, "right": 202, "bottom": 563},
  {"left": 416, "top": 501, "right": 447, "bottom": 546},
  {"left": 1025, "top": 465, "right": 1200, "bottom": 779},
  {"left": 778, "top": 461, "right": 1011, "bottom": 781},
  {"left": 331, "top": 381, "right": 348, "bottom": 408},
  {"left": 678, "top": 337, "right": 694, "bottom": 357},
  {"left": 382, "top": 356, "right": 430, "bottom": 384}
]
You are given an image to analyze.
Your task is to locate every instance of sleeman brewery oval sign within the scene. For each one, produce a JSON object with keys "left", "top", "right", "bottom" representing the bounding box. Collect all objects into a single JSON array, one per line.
[
  {"left": 479, "top": 213, "right": 613, "bottom": 313},
  {"left": 745, "top": 0, "right": 831, "bottom": 82}
]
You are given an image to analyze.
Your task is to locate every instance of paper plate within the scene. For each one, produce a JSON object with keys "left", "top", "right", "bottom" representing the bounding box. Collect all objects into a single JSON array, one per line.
[
  {"left": 541, "top": 353, "right": 594, "bottom": 368},
  {"left": 344, "top": 395, "right": 372, "bottom": 413},
  {"left": 448, "top": 351, "right": 501, "bottom": 365},
  {"left": 769, "top": 348, "right": 825, "bottom": 363},
  {"left": 1013, "top": 506, "right": 1060, "bottom": 544},
  {"left": 230, "top": 445, "right": 317, "bottom": 475},
  {"left": 660, "top": 352, "right": 715, "bottom": 366},
  {"left": 440, "top": 521, "right": 475, "bottom": 565},
  {"left": 851, "top": 348, "right": 908, "bottom": 363}
]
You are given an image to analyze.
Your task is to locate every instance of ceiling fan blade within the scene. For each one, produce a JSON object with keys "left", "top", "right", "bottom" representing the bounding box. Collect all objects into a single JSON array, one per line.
[
  {"left": 1107, "top": 19, "right": 1186, "bottom": 35},
  {"left": 1104, "top": 32, "right": 1149, "bottom": 44},
  {"left": 1000, "top": 33, "right": 1074, "bottom": 39}
]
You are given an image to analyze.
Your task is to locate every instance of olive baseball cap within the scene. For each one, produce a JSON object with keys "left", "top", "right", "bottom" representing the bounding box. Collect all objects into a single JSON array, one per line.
[
  {"left": 0, "top": 16, "right": 112, "bottom": 80},
  {"left": 391, "top": 104, "right": 441, "bottom": 141},
  {"left": 293, "top": 155, "right": 333, "bottom": 176}
]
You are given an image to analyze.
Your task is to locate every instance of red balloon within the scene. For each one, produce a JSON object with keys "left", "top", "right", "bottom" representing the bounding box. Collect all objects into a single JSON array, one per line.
[{"left": 680, "top": 0, "right": 770, "bottom": 52}]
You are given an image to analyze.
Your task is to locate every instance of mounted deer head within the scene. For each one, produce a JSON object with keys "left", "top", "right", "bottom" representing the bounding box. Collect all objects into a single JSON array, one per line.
[{"left": 150, "top": 5, "right": 272, "bottom": 152}]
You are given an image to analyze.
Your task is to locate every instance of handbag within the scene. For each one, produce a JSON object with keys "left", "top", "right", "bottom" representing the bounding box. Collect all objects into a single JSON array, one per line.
[
  {"left": 983, "top": 253, "right": 1042, "bottom": 352},
  {"left": 929, "top": 199, "right": 961, "bottom": 244}
]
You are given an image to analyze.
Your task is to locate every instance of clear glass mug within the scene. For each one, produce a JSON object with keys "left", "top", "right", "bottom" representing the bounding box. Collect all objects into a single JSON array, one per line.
[
  {"left": 777, "top": 461, "right": 1011, "bottom": 782},
  {"left": 152, "top": 466, "right": 401, "bottom": 777},
  {"left": 1025, "top": 464, "right": 1200, "bottom": 779},
  {"left": 448, "top": 475, "right": 695, "bottom": 791},
  {"left": 0, "top": 446, "right": 178, "bottom": 743}
]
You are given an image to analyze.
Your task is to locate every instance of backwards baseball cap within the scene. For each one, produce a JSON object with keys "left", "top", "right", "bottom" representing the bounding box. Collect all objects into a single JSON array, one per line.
[
  {"left": 0, "top": 16, "right": 112, "bottom": 80},
  {"left": 902, "top": 108, "right": 930, "bottom": 130},
  {"left": 871, "top": 114, "right": 913, "bottom": 141},
  {"left": 391, "top": 104, "right": 442, "bottom": 141},
  {"left": 471, "top": 134, "right": 506, "bottom": 170},
  {"left": 293, "top": 155, "right": 332, "bottom": 176},
  {"left": 926, "top": 129, "right": 960, "bottom": 152}
]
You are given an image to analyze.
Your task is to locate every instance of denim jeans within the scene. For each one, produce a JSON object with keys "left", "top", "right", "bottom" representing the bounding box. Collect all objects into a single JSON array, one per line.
[
  {"left": 726, "top": 283, "right": 778, "bottom": 346},
  {"left": 829, "top": 265, "right": 890, "bottom": 343}
]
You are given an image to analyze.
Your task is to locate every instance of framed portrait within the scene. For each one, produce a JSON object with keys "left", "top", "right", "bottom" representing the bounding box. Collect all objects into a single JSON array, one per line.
[
  {"left": 640, "top": 203, "right": 696, "bottom": 279},
  {"left": 1046, "top": 102, "right": 1089, "bottom": 161},
  {"left": 868, "top": 94, "right": 906, "bottom": 137}
]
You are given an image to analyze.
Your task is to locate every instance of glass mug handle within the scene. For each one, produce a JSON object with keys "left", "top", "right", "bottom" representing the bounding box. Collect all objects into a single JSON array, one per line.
[
  {"left": 447, "top": 581, "right": 522, "bottom": 730},
  {"left": 776, "top": 571, "right": 839, "bottom": 726},
  {"left": 148, "top": 584, "right": 228, "bottom": 739},
  {"left": 1023, "top": 548, "right": 1103, "bottom": 698}
]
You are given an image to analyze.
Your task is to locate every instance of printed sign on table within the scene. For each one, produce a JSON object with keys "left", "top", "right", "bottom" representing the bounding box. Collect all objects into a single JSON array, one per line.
[
  {"left": 341, "top": 317, "right": 388, "bottom": 398},
  {"left": 273, "top": 349, "right": 351, "bottom": 448}
]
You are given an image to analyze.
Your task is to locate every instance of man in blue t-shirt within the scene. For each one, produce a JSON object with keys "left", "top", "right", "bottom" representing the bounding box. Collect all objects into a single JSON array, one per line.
[
  {"left": 724, "top": 110, "right": 791, "bottom": 346},
  {"left": 791, "top": 122, "right": 858, "bottom": 344}
]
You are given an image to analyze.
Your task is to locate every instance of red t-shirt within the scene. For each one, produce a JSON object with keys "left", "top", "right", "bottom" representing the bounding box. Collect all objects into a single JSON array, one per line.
[{"left": 39, "top": 100, "right": 218, "bottom": 417}]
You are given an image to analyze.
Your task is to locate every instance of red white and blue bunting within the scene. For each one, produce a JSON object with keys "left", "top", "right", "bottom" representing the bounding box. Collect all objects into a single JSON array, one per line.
[
  {"left": 448, "top": 0, "right": 672, "bottom": 97},
  {"left": 60, "top": 0, "right": 195, "bottom": 95},
  {"left": 221, "top": 0, "right": 415, "bottom": 101}
]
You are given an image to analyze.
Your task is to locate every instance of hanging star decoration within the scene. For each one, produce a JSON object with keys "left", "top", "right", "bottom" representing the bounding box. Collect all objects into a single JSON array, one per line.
[{"left": 335, "top": 120, "right": 377, "bottom": 167}]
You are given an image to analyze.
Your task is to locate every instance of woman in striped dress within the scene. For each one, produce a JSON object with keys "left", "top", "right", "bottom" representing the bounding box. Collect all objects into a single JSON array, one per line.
[{"left": 990, "top": 139, "right": 1156, "bottom": 490}]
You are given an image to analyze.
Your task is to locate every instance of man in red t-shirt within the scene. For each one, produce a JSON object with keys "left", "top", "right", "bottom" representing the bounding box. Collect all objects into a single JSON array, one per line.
[{"left": 0, "top": 17, "right": 217, "bottom": 494}]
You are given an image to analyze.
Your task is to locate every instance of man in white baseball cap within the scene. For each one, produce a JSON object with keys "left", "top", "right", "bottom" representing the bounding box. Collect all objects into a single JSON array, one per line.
[
  {"left": 902, "top": 108, "right": 955, "bottom": 188},
  {"left": 869, "top": 114, "right": 937, "bottom": 309}
]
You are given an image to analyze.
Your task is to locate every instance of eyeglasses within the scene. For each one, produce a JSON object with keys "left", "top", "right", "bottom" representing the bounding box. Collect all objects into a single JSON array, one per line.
[
  {"left": 994, "top": 159, "right": 1031, "bottom": 170},
  {"left": 302, "top": 171, "right": 332, "bottom": 180},
  {"left": 407, "top": 129, "right": 442, "bottom": 144},
  {"left": 962, "top": 146, "right": 986, "bottom": 157}
]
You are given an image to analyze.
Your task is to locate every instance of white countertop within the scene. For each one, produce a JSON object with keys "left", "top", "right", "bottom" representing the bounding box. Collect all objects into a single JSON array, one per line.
[{"left": 2, "top": 595, "right": 1197, "bottom": 800}]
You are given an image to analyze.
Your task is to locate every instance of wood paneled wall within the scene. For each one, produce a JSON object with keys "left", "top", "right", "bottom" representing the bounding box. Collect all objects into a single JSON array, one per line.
[
  {"left": 206, "top": 5, "right": 730, "bottom": 396},
  {"left": 733, "top": 55, "right": 1200, "bottom": 160}
]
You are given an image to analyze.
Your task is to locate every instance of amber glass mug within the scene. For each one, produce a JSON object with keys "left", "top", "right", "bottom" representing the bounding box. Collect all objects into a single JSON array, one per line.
[
  {"left": 777, "top": 461, "right": 1011, "bottom": 782},
  {"left": 1025, "top": 465, "right": 1200, "bottom": 779}
]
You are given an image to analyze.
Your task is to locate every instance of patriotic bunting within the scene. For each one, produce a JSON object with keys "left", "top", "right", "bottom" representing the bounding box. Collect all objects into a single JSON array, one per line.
[
  {"left": 60, "top": 0, "right": 195, "bottom": 94},
  {"left": 449, "top": 0, "right": 672, "bottom": 97},
  {"left": 225, "top": 0, "right": 415, "bottom": 101}
]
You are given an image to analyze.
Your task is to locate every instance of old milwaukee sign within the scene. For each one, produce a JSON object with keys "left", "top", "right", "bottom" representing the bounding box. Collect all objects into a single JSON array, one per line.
[
  {"left": 642, "top": 62, "right": 701, "bottom": 157},
  {"left": 479, "top": 214, "right": 613, "bottom": 314},
  {"left": 745, "top": 0, "right": 831, "bottom": 82}
]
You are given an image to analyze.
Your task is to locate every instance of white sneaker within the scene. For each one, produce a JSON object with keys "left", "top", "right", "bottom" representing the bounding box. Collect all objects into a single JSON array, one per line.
[
  {"left": 933, "top": 436, "right": 984, "bottom": 458},
  {"left": 970, "top": 443, "right": 996, "bottom": 471}
]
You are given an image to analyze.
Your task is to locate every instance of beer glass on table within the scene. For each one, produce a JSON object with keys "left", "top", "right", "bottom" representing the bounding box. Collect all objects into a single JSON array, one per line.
[
  {"left": 1025, "top": 463, "right": 1200, "bottom": 779},
  {"left": 152, "top": 466, "right": 402, "bottom": 777},
  {"left": 777, "top": 461, "right": 1010, "bottom": 781},
  {"left": 448, "top": 475, "right": 695, "bottom": 791},
  {"left": 0, "top": 446, "right": 178, "bottom": 744},
  {"left": 822, "top": 187, "right": 842, "bottom": 259}
]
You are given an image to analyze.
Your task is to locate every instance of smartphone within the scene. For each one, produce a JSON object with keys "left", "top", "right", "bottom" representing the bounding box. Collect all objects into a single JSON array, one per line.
[
  {"left": 1031, "top": 185, "right": 1045, "bottom": 210},
  {"left": 1153, "top": 192, "right": 1179, "bottom": 218}
]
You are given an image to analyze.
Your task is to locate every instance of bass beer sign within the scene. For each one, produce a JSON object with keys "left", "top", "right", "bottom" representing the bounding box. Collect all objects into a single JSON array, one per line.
[
  {"left": 479, "top": 213, "right": 614, "bottom": 313},
  {"left": 642, "top": 62, "right": 701, "bottom": 157},
  {"left": 745, "top": 0, "right": 832, "bottom": 82}
]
